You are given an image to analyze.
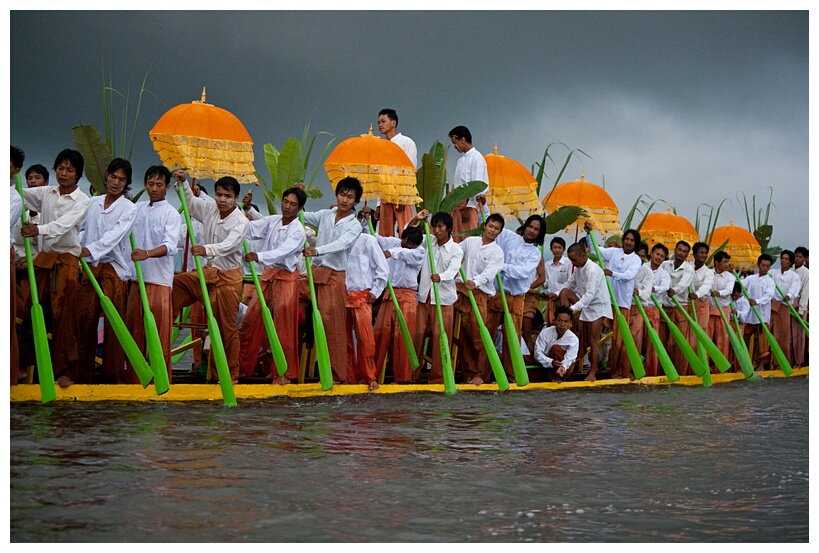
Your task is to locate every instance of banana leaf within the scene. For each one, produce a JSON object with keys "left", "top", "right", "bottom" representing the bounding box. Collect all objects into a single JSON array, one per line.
[
  {"left": 71, "top": 124, "right": 112, "bottom": 194},
  {"left": 439, "top": 180, "right": 489, "bottom": 214},
  {"left": 543, "top": 206, "right": 588, "bottom": 234},
  {"left": 278, "top": 137, "right": 306, "bottom": 191}
]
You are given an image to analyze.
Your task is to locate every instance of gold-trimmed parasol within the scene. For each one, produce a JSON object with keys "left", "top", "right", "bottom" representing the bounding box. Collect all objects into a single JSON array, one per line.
[
  {"left": 149, "top": 88, "right": 256, "bottom": 183},
  {"left": 543, "top": 173, "right": 620, "bottom": 238},
  {"left": 639, "top": 207, "right": 698, "bottom": 258},
  {"left": 483, "top": 144, "right": 542, "bottom": 220},
  {"left": 710, "top": 219, "right": 762, "bottom": 272},
  {"left": 323, "top": 124, "right": 420, "bottom": 205}
]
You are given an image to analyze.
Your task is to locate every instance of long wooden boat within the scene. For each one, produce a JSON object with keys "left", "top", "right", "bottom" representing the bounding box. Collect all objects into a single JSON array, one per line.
[{"left": 9, "top": 367, "right": 808, "bottom": 402}]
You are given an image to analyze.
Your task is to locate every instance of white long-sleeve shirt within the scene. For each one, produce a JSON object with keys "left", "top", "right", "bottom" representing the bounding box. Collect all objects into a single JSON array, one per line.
[
  {"left": 346, "top": 233, "right": 389, "bottom": 299},
  {"left": 642, "top": 265, "right": 671, "bottom": 307},
  {"left": 417, "top": 235, "right": 463, "bottom": 306},
  {"left": 565, "top": 259, "right": 613, "bottom": 321},
  {"left": 246, "top": 215, "right": 305, "bottom": 273},
  {"left": 456, "top": 236, "right": 504, "bottom": 296},
  {"left": 493, "top": 228, "right": 541, "bottom": 296},
  {"left": 10, "top": 185, "right": 22, "bottom": 248},
  {"left": 453, "top": 147, "right": 489, "bottom": 208},
  {"left": 794, "top": 266, "right": 809, "bottom": 315},
  {"left": 22, "top": 185, "right": 89, "bottom": 256},
  {"left": 709, "top": 270, "right": 736, "bottom": 309},
  {"left": 733, "top": 296, "right": 751, "bottom": 323},
  {"left": 740, "top": 273, "right": 775, "bottom": 324},
  {"left": 770, "top": 268, "right": 801, "bottom": 304},
  {"left": 690, "top": 264, "right": 714, "bottom": 300},
  {"left": 182, "top": 181, "right": 247, "bottom": 271},
  {"left": 545, "top": 255, "right": 571, "bottom": 295},
  {"left": 392, "top": 133, "right": 418, "bottom": 169},
  {"left": 301, "top": 208, "right": 362, "bottom": 272},
  {"left": 376, "top": 235, "right": 425, "bottom": 290},
  {"left": 79, "top": 195, "right": 137, "bottom": 280},
  {"left": 659, "top": 259, "right": 695, "bottom": 307},
  {"left": 534, "top": 326, "right": 579, "bottom": 372},
  {"left": 596, "top": 246, "right": 642, "bottom": 309},
  {"left": 633, "top": 263, "right": 653, "bottom": 307},
  {"left": 130, "top": 200, "right": 181, "bottom": 287}
]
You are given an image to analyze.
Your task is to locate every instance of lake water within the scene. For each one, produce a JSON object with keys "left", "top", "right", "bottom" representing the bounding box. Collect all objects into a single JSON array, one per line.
[{"left": 10, "top": 377, "right": 809, "bottom": 542}]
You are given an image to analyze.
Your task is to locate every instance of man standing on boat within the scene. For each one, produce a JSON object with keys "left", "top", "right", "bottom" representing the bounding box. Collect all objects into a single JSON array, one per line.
[
  {"left": 770, "top": 250, "right": 801, "bottom": 369},
  {"left": 688, "top": 242, "right": 714, "bottom": 342},
  {"left": 707, "top": 251, "right": 735, "bottom": 373},
  {"left": 658, "top": 241, "right": 695, "bottom": 376},
  {"left": 739, "top": 254, "right": 776, "bottom": 370},
  {"left": 560, "top": 242, "right": 613, "bottom": 381},
  {"left": 375, "top": 108, "right": 417, "bottom": 237},
  {"left": 791, "top": 247, "right": 809, "bottom": 368},
  {"left": 448, "top": 126, "right": 488, "bottom": 243}
]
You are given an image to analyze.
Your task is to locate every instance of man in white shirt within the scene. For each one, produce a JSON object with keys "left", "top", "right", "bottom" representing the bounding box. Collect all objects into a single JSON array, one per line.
[
  {"left": 239, "top": 187, "right": 307, "bottom": 384},
  {"left": 658, "top": 240, "right": 695, "bottom": 376},
  {"left": 688, "top": 242, "right": 714, "bottom": 338},
  {"left": 448, "top": 126, "right": 488, "bottom": 243},
  {"left": 77, "top": 158, "right": 137, "bottom": 383},
  {"left": 770, "top": 250, "right": 801, "bottom": 368},
  {"left": 543, "top": 236, "right": 571, "bottom": 326},
  {"left": 534, "top": 305, "right": 580, "bottom": 383},
  {"left": 707, "top": 251, "right": 735, "bottom": 373},
  {"left": 740, "top": 254, "right": 776, "bottom": 369},
  {"left": 455, "top": 213, "right": 505, "bottom": 385},
  {"left": 10, "top": 146, "right": 24, "bottom": 384},
  {"left": 375, "top": 108, "right": 417, "bottom": 238},
  {"left": 345, "top": 213, "right": 389, "bottom": 390},
  {"left": 409, "top": 209, "right": 464, "bottom": 384},
  {"left": 559, "top": 242, "right": 613, "bottom": 381},
  {"left": 126, "top": 165, "right": 181, "bottom": 383},
  {"left": 792, "top": 246, "right": 809, "bottom": 368},
  {"left": 20, "top": 149, "right": 90, "bottom": 387},
  {"left": 373, "top": 226, "right": 426, "bottom": 384},
  {"left": 637, "top": 243, "right": 671, "bottom": 377},
  {"left": 173, "top": 175, "right": 248, "bottom": 384}
]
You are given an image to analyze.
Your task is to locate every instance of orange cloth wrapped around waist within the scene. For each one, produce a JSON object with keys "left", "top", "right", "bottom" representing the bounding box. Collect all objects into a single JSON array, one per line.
[
  {"left": 260, "top": 267, "right": 299, "bottom": 282},
  {"left": 346, "top": 289, "right": 371, "bottom": 308}
]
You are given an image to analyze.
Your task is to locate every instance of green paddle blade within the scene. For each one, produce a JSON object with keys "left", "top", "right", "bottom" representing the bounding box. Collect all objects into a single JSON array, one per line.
[
  {"left": 172, "top": 307, "right": 189, "bottom": 345},
  {"left": 30, "top": 303, "right": 57, "bottom": 402},
  {"left": 172, "top": 334, "right": 193, "bottom": 364},
  {"left": 633, "top": 296, "right": 678, "bottom": 382},
  {"left": 423, "top": 223, "right": 456, "bottom": 395},
  {"left": 717, "top": 304, "right": 757, "bottom": 380},
  {"left": 674, "top": 297, "right": 731, "bottom": 373},
  {"left": 244, "top": 240, "right": 288, "bottom": 378},
  {"left": 651, "top": 295, "right": 708, "bottom": 379},
  {"left": 769, "top": 275, "right": 809, "bottom": 337},
  {"left": 495, "top": 276, "right": 529, "bottom": 386},
  {"left": 734, "top": 272, "right": 793, "bottom": 376}
]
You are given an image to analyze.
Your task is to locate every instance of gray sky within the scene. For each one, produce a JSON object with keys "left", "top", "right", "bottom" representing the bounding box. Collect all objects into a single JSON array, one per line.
[{"left": 8, "top": 9, "right": 810, "bottom": 250}]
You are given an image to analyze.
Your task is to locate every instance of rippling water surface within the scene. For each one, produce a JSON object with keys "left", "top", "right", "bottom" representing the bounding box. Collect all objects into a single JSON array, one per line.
[{"left": 10, "top": 377, "right": 809, "bottom": 542}]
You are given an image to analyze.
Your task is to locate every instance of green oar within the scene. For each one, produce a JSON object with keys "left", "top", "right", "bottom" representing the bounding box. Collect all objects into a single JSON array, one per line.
[
  {"left": 632, "top": 295, "right": 678, "bottom": 382},
  {"left": 588, "top": 231, "right": 645, "bottom": 379},
  {"left": 171, "top": 334, "right": 193, "bottom": 364},
  {"left": 298, "top": 211, "right": 333, "bottom": 390},
  {"left": 79, "top": 258, "right": 154, "bottom": 389},
  {"left": 128, "top": 233, "right": 170, "bottom": 393},
  {"left": 651, "top": 295, "right": 709, "bottom": 381},
  {"left": 716, "top": 301, "right": 757, "bottom": 380},
  {"left": 15, "top": 174, "right": 56, "bottom": 403},
  {"left": 495, "top": 275, "right": 529, "bottom": 386},
  {"left": 242, "top": 239, "right": 288, "bottom": 377},
  {"left": 172, "top": 307, "right": 189, "bottom": 345},
  {"left": 423, "top": 222, "right": 456, "bottom": 395},
  {"left": 458, "top": 267, "right": 510, "bottom": 390},
  {"left": 673, "top": 295, "right": 731, "bottom": 373},
  {"left": 769, "top": 274, "right": 809, "bottom": 337},
  {"left": 733, "top": 271, "right": 792, "bottom": 376},
  {"left": 365, "top": 219, "right": 420, "bottom": 370},
  {"left": 177, "top": 186, "right": 236, "bottom": 406}
]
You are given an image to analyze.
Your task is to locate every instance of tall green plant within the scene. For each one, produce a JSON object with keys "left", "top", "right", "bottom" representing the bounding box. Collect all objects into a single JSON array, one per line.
[
  {"left": 738, "top": 187, "right": 781, "bottom": 257},
  {"left": 257, "top": 120, "right": 336, "bottom": 214},
  {"left": 534, "top": 142, "right": 591, "bottom": 204},
  {"left": 621, "top": 194, "right": 662, "bottom": 232}
]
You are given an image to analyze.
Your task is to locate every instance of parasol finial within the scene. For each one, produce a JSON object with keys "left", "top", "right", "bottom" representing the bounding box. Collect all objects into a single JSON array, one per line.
[
  {"left": 666, "top": 205, "right": 671, "bottom": 213},
  {"left": 730, "top": 218, "right": 734, "bottom": 226},
  {"left": 369, "top": 123, "right": 373, "bottom": 136},
  {"left": 494, "top": 143, "right": 498, "bottom": 155},
  {"left": 201, "top": 87, "right": 207, "bottom": 103},
  {"left": 580, "top": 172, "right": 585, "bottom": 181}
]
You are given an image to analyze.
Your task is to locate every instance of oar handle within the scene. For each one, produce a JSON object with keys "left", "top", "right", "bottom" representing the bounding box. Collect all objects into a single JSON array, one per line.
[{"left": 14, "top": 174, "right": 40, "bottom": 304}]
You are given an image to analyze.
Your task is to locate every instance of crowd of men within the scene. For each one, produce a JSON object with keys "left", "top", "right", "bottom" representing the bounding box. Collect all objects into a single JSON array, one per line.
[{"left": 9, "top": 111, "right": 810, "bottom": 390}]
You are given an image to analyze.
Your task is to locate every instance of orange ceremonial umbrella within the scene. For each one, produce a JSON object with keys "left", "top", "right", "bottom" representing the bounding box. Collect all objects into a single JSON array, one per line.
[
  {"left": 323, "top": 125, "right": 420, "bottom": 205},
  {"left": 710, "top": 220, "right": 762, "bottom": 272},
  {"left": 484, "top": 145, "right": 542, "bottom": 220},
  {"left": 543, "top": 173, "right": 620, "bottom": 239},
  {"left": 639, "top": 207, "right": 698, "bottom": 257},
  {"left": 149, "top": 88, "right": 257, "bottom": 183}
]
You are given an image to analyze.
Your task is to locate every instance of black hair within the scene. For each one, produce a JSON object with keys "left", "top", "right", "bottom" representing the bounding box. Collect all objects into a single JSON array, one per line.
[
  {"left": 214, "top": 176, "right": 241, "bottom": 197},
  {"left": 281, "top": 186, "right": 307, "bottom": 208},
  {"left": 567, "top": 242, "right": 586, "bottom": 256},
  {"left": 732, "top": 282, "right": 743, "bottom": 295},
  {"left": 780, "top": 249, "right": 795, "bottom": 265},
  {"left": 692, "top": 241, "right": 709, "bottom": 256},
  {"left": 674, "top": 240, "right": 691, "bottom": 253},
  {"left": 335, "top": 176, "right": 363, "bottom": 203},
  {"left": 430, "top": 211, "right": 453, "bottom": 233},
  {"left": 144, "top": 165, "right": 171, "bottom": 185},
  {"left": 713, "top": 251, "right": 731, "bottom": 263},
  {"left": 636, "top": 242, "right": 649, "bottom": 255},
  {"left": 401, "top": 226, "right": 424, "bottom": 247},
  {"left": 378, "top": 108, "right": 398, "bottom": 124},
  {"left": 554, "top": 305, "right": 574, "bottom": 320},
  {"left": 486, "top": 213, "right": 506, "bottom": 230},
  {"left": 448, "top": 125, "right": 472, "bottom": 144},
  {"left": 622, "top": 229, "right": 641, "bottom": 252},
  {"left": 106, "top": 158, "right": 133, "bottom": 191},
  {"left": 550, "top": 236, "right": 566, "bottom": 249},
  {"left": 25, "top": 164, "right": 49, "bottom": 182},
  {"left": 198, "top": 185, "right": 208, "bottom": 195},
  {"left": 521, "top": 214, "right": 547, "bottom": 246},
  {"left": 757, "top": 253, "right": 774, "bottom": 266},
  {"left": 651, "top": 243, "right": 669, "bottom": 257},
  {"left": 794, "top": 246, "right": 809, "bottom": 257},
  {"left": 53, "top": 149, "right": 84, "bottom": 181},
  {"left": 11, "top": 146, "right": 25, "bottom": 170}
]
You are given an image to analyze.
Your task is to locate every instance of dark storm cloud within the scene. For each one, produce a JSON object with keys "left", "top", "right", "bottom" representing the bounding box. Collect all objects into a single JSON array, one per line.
[{"left": 9, "top": 10, "right": 808, "bottom": 249}]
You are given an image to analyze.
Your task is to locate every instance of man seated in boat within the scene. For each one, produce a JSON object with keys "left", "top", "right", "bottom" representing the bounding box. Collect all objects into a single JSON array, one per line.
[
  {"left": 533, "top": 305, "right": 579, "bottom": 383},
  {"left": 559, "top": 242, "right": 612, "bottom": 381}
]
